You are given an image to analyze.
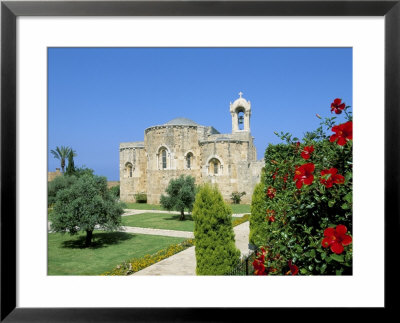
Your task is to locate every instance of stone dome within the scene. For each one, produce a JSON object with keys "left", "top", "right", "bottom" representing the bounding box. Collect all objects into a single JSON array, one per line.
[{"left": 164, "top": 117, "right": 200, "bottom": 126}]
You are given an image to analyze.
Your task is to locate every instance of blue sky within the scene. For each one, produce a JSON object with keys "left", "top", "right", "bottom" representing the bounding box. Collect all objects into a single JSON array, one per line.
[{"left": 48, "top": 47, "right": 352, "bottom": 181}]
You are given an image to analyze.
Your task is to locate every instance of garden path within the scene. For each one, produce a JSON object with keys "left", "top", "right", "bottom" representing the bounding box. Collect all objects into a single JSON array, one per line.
[
  {"left": 123, "top": 209, "right": 245, "bottom": 217},
  {"left": 132, "top": 221, "right": 251, "bottom": 276},
  {"left": 120, "top": 226, "right": 194, "bottom": 238}
]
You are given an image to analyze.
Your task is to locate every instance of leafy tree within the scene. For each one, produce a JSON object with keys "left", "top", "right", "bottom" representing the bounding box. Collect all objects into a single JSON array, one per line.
[
  {"left": 50, "top": 174, "right": 124, "bottom": 247},
  {"left": 160, "top": 175, "right": 196, "bottom": 220},
  {"left": 50, "top": 146, "right": 75, "bottom": 173},
  {"left": 48, "top": 166, "right": 94, "bottom": 207},
  {"left": 192, "top": 184, "right": 240, "bottom": 275},
  {"left": 48, "top": 174, "right": 77, "bottom": 207},
  {"left": 73, "top": 166, "right": 94, "bottom": 178}
]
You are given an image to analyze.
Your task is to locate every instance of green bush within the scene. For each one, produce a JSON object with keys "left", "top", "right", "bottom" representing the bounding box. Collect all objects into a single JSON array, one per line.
[
  {"left": 192, "top": 184, "right": 240, "bottom": 275},
  {"left": 135, "top": 192, "right": 147, "bottom": 203},
  {"left": 109, "top": 185, "right": 120, "bottom": 199},
  {"left": 254, "top": 101, "right": 352, "bottom": 275},
  {"left": 230, "top": 191, "right": 246, "bottom": 204},
  {"left": 249, "top": 182, "right": 267, "bottom": 246}
]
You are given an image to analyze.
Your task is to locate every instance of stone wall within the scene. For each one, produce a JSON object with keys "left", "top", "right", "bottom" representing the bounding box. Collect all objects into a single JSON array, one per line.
[
  {"left": 144, "top": 125, "right": 202, "bottom": 204},
  {"left": 48, "top": 168, "right": 61, "bottom": 182},
  {"left": 119, "top": 143, "right": 147, "bottom": 202},
  {"left": 107, "top": 181, "right": 120, "bottom": 188}
]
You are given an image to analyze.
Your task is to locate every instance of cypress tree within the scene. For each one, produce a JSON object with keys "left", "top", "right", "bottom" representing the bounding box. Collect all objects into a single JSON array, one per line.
[
  {"left": 249, "top": 181, "right": 267, "bottom": 246},
  {"left": 193, "top": 184, "right": 240, "bottom": 275}
]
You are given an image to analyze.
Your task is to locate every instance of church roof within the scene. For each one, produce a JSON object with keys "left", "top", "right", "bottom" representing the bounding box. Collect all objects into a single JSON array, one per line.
[{"left": 164, "top": 117, "right": 200, "bottom": 126}]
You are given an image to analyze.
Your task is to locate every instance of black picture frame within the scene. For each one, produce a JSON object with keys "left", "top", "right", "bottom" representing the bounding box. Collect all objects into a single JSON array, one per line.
[{"left": 1, "top": 0, "right": 399, "bottom": 321}]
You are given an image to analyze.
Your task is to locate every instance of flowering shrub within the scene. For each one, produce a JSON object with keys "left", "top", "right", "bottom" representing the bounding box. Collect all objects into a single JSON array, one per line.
[
  {"left": 232, "top": 213, "right": 250, "bottom": 227},
  {"left": 252, "top": 98, "right": 352, "bottom": 275},
  {"left": 103, "top": 239, "right": 195, "bottom": 275}
]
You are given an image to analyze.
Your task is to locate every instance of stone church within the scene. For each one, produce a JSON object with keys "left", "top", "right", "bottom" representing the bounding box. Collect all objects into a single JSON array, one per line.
[{"left": 119, "top": 93, "right": 265, "bottom": 205}]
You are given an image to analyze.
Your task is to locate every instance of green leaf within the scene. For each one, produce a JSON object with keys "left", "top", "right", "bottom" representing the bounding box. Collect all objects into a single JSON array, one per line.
[
  {"left": 300, "top": 268, "right": 308, "bottom": 275},
  {"left": 344, "top": 192, "right": 352, "bottom": 203},
  {"left": 320, "top": 263, "right": 327, "bottom": 274},
  {"left": 336, "top": 269, "right": 343, "bottom": 275},
  {"left": 330, "top": 254, "right": 344, "bottom": 262},
  {"left": 328, "top": 200, "right": 335, "bottom": 207},
  {"left": 341, "top": 203, "right": 349, "bottom": 210}
]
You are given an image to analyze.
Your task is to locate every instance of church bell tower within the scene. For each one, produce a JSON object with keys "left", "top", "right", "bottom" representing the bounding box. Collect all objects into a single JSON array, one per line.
[{"left": 230, "top": 92, "right": 251, "bottom": 133}]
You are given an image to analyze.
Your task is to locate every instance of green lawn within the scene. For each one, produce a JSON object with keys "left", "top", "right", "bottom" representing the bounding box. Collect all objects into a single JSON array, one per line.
[
  {"left": 48, "top": 231, "right": 186, "bottom": 275},
  {"left": 123, "top": 202, "right": 165, "bottom": 211},
  {"left": 122, "top": 212, "right": 243, "bottom": 232},
  {"left": 124, "top": 202, "right": 250, "bottom": 214},
  {"left": 122, "top": 212, "right": 195, "bottom": 231},
  {"left": 230, "top": 204, "right": 251, "bottom": 214}
]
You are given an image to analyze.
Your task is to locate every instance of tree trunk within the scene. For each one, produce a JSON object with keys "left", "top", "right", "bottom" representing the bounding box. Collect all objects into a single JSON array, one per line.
[
  {"left": 180, "top": 209, "right": 185, "bottom": 221},
  {"left": 85, "top": 230, "right": 93, "bottom": 247}
]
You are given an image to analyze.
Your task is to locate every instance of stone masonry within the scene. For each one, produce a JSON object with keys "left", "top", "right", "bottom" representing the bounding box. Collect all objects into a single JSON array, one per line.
[{"left": 120, "top": 93, "right": 265, "bottom": 204}]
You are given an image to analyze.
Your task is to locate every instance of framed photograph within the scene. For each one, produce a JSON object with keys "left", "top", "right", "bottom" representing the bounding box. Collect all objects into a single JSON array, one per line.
[{"left": 1, "top": 0, "right": 399, "bottom": 321}]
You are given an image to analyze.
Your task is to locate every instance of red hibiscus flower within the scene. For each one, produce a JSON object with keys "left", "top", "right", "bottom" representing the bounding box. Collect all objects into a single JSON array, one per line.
[
  {"left": 266, "top": 187, "right": 276, "bottom": 199},
  {"left": 331, "top": 98, "right": 346, "bottom": 114},
  {"left": 320, "top": 168, "right": 345, "bottom": 188},
  {"left": 266, "top": 209, "right": 276, "bottom": 222},
  {"left": 330, "top": 121, "right": 353, "bottom": 146},
  {"left": 286, "top": 260, "right": 299, "bottom": 275},
  {"left": 252, "top": 258, "right": 266, "bottom": 275},
  {"left": 253, "top": 248, "right": 268, "bottom": 275},
  {"left": 293, "top": 163, "right": 315, "bottom": 189},
  {"left": 301, "top": 145, "right": 314, "bottom": 160},
  {"left": 321, "top": 224, "right": 352, "bottom": 254}
]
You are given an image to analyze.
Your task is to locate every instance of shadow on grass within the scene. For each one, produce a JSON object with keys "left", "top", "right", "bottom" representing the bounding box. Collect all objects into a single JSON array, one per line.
[
  {"left": 61, "top": 231, "right": 134, "bottom": 249},
  {"left": 162, "top": 214, "right": 194, "bottom": 221}
]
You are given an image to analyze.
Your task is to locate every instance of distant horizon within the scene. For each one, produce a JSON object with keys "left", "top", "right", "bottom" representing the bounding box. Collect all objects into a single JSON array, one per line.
[{"left": 48, "top": 47, "right": 352, "bottom": 181}]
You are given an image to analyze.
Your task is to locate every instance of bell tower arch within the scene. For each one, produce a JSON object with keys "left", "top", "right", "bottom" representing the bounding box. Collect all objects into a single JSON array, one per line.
[{"left": 230, "top": 92, "right": 251, "bottom": 133}]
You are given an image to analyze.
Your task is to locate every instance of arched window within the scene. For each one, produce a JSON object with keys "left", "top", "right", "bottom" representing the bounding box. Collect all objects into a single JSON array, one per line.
[
  {"left": 125, "top": 162, "right": 133, "bottom": 178},
  {"left": 162, "top": 149, "right": 167, "bottom": 169},
  {"left": 237, "top": 110, "right": 245, "bottom": 130},
  {"left": 158, "top": 146, "right": 169, "bottom": 170},
  {"left": 208, "top": 158, "right": 221, "bottom": 175},
  {"left": 186, "top": 152, "right": 194, "bottom": 169}
]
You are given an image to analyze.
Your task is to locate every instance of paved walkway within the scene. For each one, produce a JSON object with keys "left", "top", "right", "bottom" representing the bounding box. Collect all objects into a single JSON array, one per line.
[
  {"left": 132, "top": 221, "right": 251, "bottom": 275},
  {"left": 121, "top": 226, "right": 194, "bottom": 238}
]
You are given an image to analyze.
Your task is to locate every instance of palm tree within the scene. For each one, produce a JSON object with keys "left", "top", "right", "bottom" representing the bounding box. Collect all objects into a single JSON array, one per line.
[{"left": 50, "top": 146, "right": 75, "bottom": 173}]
